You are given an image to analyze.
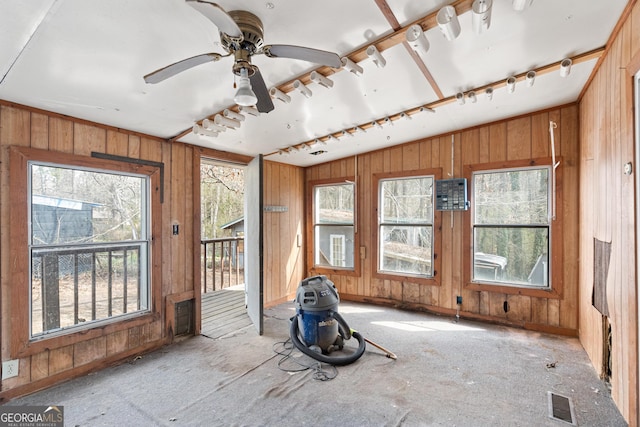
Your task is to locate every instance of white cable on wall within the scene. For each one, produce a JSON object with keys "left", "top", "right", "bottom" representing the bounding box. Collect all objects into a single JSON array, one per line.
[{"left": 549, "top": 121, "right": 561, "bottom": 220}]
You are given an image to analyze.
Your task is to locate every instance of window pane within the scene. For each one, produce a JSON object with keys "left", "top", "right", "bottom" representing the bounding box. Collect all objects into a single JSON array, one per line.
[
  {"left": 380, "top": 225, "right": 432, "bottom": 276},
  {"left": 315, "top": 184, "right": 354, "bottom": 224},
  {"left": 473, "top": 227, "right": 548, "bottom": 287},
  {"left": 381, "top": 177, "right": 433, "bottom": 223},
  {"left": 315, "top": 225, "right": 354, "bottom": 268},
  {"left": 31, "top": 165, "right": 144, "bottom": 245},
  {"left": 474, "top": 169, "right": 549, "bottom": 225}
]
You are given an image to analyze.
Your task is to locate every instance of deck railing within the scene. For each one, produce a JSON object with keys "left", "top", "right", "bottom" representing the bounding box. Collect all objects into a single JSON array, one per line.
[{"left": 201, "top": 237, "right": 244, "bottom": 293}]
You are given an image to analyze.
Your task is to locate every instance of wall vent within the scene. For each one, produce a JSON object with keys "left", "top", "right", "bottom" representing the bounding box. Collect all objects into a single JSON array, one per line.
[
  {"left": 547, "top": 392, "right": 576, "bottom": 425},
  {"left": 175, "top": 299, "right": 194, "bottom": 336}
]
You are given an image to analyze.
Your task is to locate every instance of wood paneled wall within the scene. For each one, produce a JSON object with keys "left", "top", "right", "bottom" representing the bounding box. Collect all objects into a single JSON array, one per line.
[
  {"left": 579, "top": 1, "right": 640, "bottom": 423},
  {"left": 306, "top": 105, "right": 579, "bottom": 335},
  {"left": 263, "top": 161, "right": 305, "bottom": 307},
  {"left": 0, "top": 103, "right": 199, "bottom": 400}
]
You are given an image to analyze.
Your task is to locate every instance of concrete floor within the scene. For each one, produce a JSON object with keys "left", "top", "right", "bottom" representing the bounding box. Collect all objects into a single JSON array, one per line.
[{"left": 5, "top": 301, "right": 627, "bottom": 426}]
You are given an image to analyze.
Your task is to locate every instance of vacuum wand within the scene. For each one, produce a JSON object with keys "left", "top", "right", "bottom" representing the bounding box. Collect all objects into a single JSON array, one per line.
[{"left": 352, "top": 329, "right": 397, "bottom": 360}]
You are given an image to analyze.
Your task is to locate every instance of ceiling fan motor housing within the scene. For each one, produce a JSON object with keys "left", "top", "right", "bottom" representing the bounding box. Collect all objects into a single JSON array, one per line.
[{"left": 225, "top": 10, "right": 265, "bottom": 76}]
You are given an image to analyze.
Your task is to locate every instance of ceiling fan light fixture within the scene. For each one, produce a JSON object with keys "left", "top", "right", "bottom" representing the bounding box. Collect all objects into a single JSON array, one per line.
[
  {"left": 341, "top": 57, "right": 364, "bottom": 76},
  {"left": 234, "top": 68, "right": 258, "bottom": 107},
  {"left": 559, "top": 58, "right": 572, "bottom": 77},
  {"left": 293, "top": 80, "right": 312, "bottom": 98},
  {"left": 472, "top": 0, "right": 492, "bottom": 34},
  {"left": 269, "top": 87, "right": 291, "bottom": 103},
  {"left": 512, "top": 0, "right": 533, "bottom": 11},
  {"left": 406, "top": 24, "right": 429, "bottom": 54},
  {"left": 366, "top": 45, "right": 386, "bottom": 68},
  {"left": 437, "top": 6, "right": 461, "bottom": 41}
]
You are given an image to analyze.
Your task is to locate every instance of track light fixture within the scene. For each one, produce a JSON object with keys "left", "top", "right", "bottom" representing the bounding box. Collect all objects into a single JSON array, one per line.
[
  {"left": 310, "top": 71, "right": 334, "bottom": 88},
  {"left": 353, "top": 126, "right": 366, "bottom": 133},
  {"left": 467, "top": 91, "right": 477, "bottom": 103},
  {"left": 372, "top": 120, "right": 383, "bottom": 129},
  {"left": 293, "top": 79, "right": 312, "bottom": 98},
  {"left": 223, "top": 109, "right": 245, "bottom": 122},
  {"left": 202, "top": 119, "right": 227, "bottom": 132},
  {"left": 506, "top": 76, "right": 516, "bottom": 94},
  {"left": 559, "top": 58, "right": 572, "bottom": 77},
  {"left": 485, "top": 87, "right": 494, "bottom": 100},
  {"left": 472, "top": 0, "right": 492, "bottom": 34},
  {"left": 342, "top": 130, "right": 354, "bottom": 138},
  {"left": 406, "top": 24, "right": 429, "bottom": 54},
  {"left": 315, "top": 138, "right": 327, "bottom": 146},
  {"left": 400, "top": 112, "right": 412, "bottom": 120},
  {"left": 238, "top": 105, "right": 260, "bottom": 116},
  {"left": 366, "top": 45, "right": 386, "bottom": 68},
  {"left": 383, "top": 117, "right": 393, "bottom": 126},
  {"left": 269, "top": 87, "right": 291, "bottom": 103},
  {"left": 526, "top": 70, "right": 536, "bottom": 87},
  {"left": 436, "top": 6, "right": 461, "bottom": 41},
  {"left": 512, "top": 0, "right": 533, "bottom": 11},
  {"left": 193, "top": 124, "right": 218, "bottom": 137},
  {"left": 456, "top": 92, "right": 465, "bottom": 105},
  {"left": 328, "top": 134, "right": 340, "bottom": 142},
  {"left": 341, "top": 57, "right": 364, "bottom": 76},
  {"left": 214, "top": 114, "right": 241, "bottom": 129},
  {"left": 419, "top": 106, "right": 436, "bottom": 113}
]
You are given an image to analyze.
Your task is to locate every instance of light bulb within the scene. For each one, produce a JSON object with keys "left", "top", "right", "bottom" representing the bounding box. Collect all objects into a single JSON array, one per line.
[{"left": 234, "top": 68, "right": 258, "bottom": 106}]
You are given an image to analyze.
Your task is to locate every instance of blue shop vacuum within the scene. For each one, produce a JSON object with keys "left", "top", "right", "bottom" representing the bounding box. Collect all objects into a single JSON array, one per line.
[{"left": 289, "top": 275, "right": 366, "bottom": 365}]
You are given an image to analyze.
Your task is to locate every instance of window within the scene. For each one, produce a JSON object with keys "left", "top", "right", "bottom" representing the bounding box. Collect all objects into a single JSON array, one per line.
[
  {"left": 29, "top": 162, "right": 150, "bottom": 338},
  {"left": 378, "top": 175, "right": 434, "bottom": 277},
  {"left": 313, "top": 182, "right": 355, "bottom": 269},
  {"left": 471, "top": 166, "right": 551, "bottom": 288}
]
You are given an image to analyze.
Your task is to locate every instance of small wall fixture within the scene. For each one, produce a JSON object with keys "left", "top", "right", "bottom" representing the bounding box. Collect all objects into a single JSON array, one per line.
[
  {"left": 366, "top": 45, "right": 386, "bottom": 68},
  {"left": 310, "top": 71, "right": 334, "bottom": 88},
  {"left": 406, "top": 24, "right": 429, "bottom": 54},
  {"left": 526, "top": 70, "right": 536, "bottom": 87},
  {"left": 269, "top": 87, "right": 291, "bottom": 103},
  {"left": 341, "top": 57, "right": 364, "bottom": 76},
  {"left": 456, "top": 92, "right": 465, "bottom": 105},
  {"left": 506, "top": 76, "right": 516, "bottom": 94},
  {"left": 437, "top": 6, "right": 461, "bottom": 41},
  {"left": 293, "top": 79, "right": 312, "bottom": 98},
  {"left": 472, "top": 0, "right": 492, "bottom": 34},
  {"left": 485, "top": 87, "right": 494, "bottom": 100},
  {"left": 512, "top": 0, "right": 533, "bottom": 11},
  {"left": 559, "top": 58, "right": 572, "bottom": 77}
]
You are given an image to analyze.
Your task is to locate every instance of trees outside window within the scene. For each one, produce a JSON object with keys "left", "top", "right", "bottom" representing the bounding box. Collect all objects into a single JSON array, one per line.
[{"left": 313, "top": 182, "right": 355, "bottom": 269}]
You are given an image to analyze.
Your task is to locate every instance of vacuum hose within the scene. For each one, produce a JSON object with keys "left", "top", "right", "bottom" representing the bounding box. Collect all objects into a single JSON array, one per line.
[{"left": 289, "top": 311, "right": 366, "bottom": 366}]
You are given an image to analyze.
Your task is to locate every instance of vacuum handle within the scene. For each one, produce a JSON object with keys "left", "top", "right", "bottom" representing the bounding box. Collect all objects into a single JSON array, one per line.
[{"left": 331, "top": 311, "right": 352, "bottom": 340}]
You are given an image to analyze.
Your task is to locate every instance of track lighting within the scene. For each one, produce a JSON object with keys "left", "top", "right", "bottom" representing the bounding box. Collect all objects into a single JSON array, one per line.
[
  {"left": 467, "top": 91, "right": 477, "bottom": 103},
  {"left": 406, "top": 24, "right": 429, "bottom": 54},
  {"left": 366, "top": 45, "right": 386, "bottom": 68},
  {"left": 223, "top": 109, "right": 245, "bottom": 122},
  {"left": 214, "top": 114, "right": 241, "bottom": 129},
  {"left": 512, "top": 0, "right": 533, "bottom": 11},
  {"left": 342, "top": 130, "right": 354, "bottom": 138},
  {"left": 202, "top": 119, "right": 227, "bottom": 132},
  {"left": 400, "top": 112, "right": 412, "bottom": 120},
  {"left": 315, "top": 138, "right": 327, "bottom": 146},
  {"left": 371, "top": 120, "right": 383, "bottom": 129},
  {"left": 456, "top": 92, "right": 465, "bottom": 105},
  {"left": 436, "top": 6, "right": 461, "bottom": 41},
  {"left": 341, "top": 57, "right": 364, "bottom": 76},
  {"left": 472, "top": 0, "right": 492, "bottom": 34},
  {"left": 383, "top": 117, "right": 393, "bottom": 126},
  {"left": 234, "top": 68, "right": 258, "bottom": 107},
  {"left": 419, "top": 106, "right": 436, "bottom": 113},
  {"left": 269, "top": 87, "right": 291, "bottom": 103},
  {"left": 526, "top": 70, "right": 536, "bottom": 87},
  {"left": 193, "top": 124, "right": 218, "bottom": 137},
  {"left": 328, "top": 134, "right": 340, "bottom": 142},
  {"left": 506, "top": 76, "right": 516, "bottom": 94},
  {"left": 353, "top": 126, "right": 366, "bottom": 133},
  {"left": 293, "top": 79, "right": 312, "bottom": 98},
  {"left": 485, "top": 87, "right": 494, "bottom": 100},
  {"left": 310, "top": 71, "right": 334, "bottom": 88},
  {"left": 238, "top": 105, "right": 260, "bottom": 116},
  {"left": 559, "top": 58, "right": 572, "bottom": 77}
]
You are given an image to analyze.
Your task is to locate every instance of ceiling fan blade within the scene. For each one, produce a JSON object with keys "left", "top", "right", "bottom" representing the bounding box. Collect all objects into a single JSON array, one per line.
[
  {"left": 187, "top": 1, "right": 243, "bottom": 40},
  {"left": 250, "top": 68, "right": 274, "bottom": 113},
  {"left": 144, "top": 53, "right": 222, "bottom": 84},
  {"left": 262, "top": 45, "right": 342, "bottom": 68}
]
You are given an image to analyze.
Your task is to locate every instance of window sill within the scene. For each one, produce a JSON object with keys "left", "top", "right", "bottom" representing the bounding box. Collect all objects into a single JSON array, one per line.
[
  {"left": 309, "top": 266, "right": 360, "bottom": 278},
  {"left": 465, "top": 282, "right": 560, "bottom": 299},
  {"left": 374, "top": 271, "right": 440, "bottom": 286}
]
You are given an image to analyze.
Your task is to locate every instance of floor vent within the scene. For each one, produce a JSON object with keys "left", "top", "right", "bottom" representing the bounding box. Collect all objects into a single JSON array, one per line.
[{"left": 547, "top": 392, "right": 576, "bottom": 425}]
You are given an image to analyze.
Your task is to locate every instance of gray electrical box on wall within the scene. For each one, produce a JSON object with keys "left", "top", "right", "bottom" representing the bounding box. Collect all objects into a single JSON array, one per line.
[{"left": 436, "top": 178, "right": 469, "bottom": 211}]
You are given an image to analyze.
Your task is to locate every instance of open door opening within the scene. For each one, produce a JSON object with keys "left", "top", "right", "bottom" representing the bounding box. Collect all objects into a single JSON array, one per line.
[{"left": 199, "top": 158, "right": 252, "bottom": 338}]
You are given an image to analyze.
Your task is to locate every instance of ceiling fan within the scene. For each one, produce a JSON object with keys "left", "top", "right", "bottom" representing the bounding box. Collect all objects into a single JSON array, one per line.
[{"left": 144, "top": 0, "right": 342, "bottom": 114}]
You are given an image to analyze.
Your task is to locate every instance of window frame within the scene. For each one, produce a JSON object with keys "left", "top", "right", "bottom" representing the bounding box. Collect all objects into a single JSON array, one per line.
[
  {"left": 307, "top": 177, "right": 359, "bottom": 277},
  {"left": 373, "top": 169, "right": 442, "bottom": 286},
  {"left": 463, "top": 158, "right": 563, "bottom": 298},
  {"left": 9, "top": 146, "right": 163, "bottom": 358}
]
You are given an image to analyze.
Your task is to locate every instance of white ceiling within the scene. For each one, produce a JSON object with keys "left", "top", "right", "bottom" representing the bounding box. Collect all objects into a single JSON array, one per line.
[{"left": 0, "top": 0, "right": 629, "bottom": 167}]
